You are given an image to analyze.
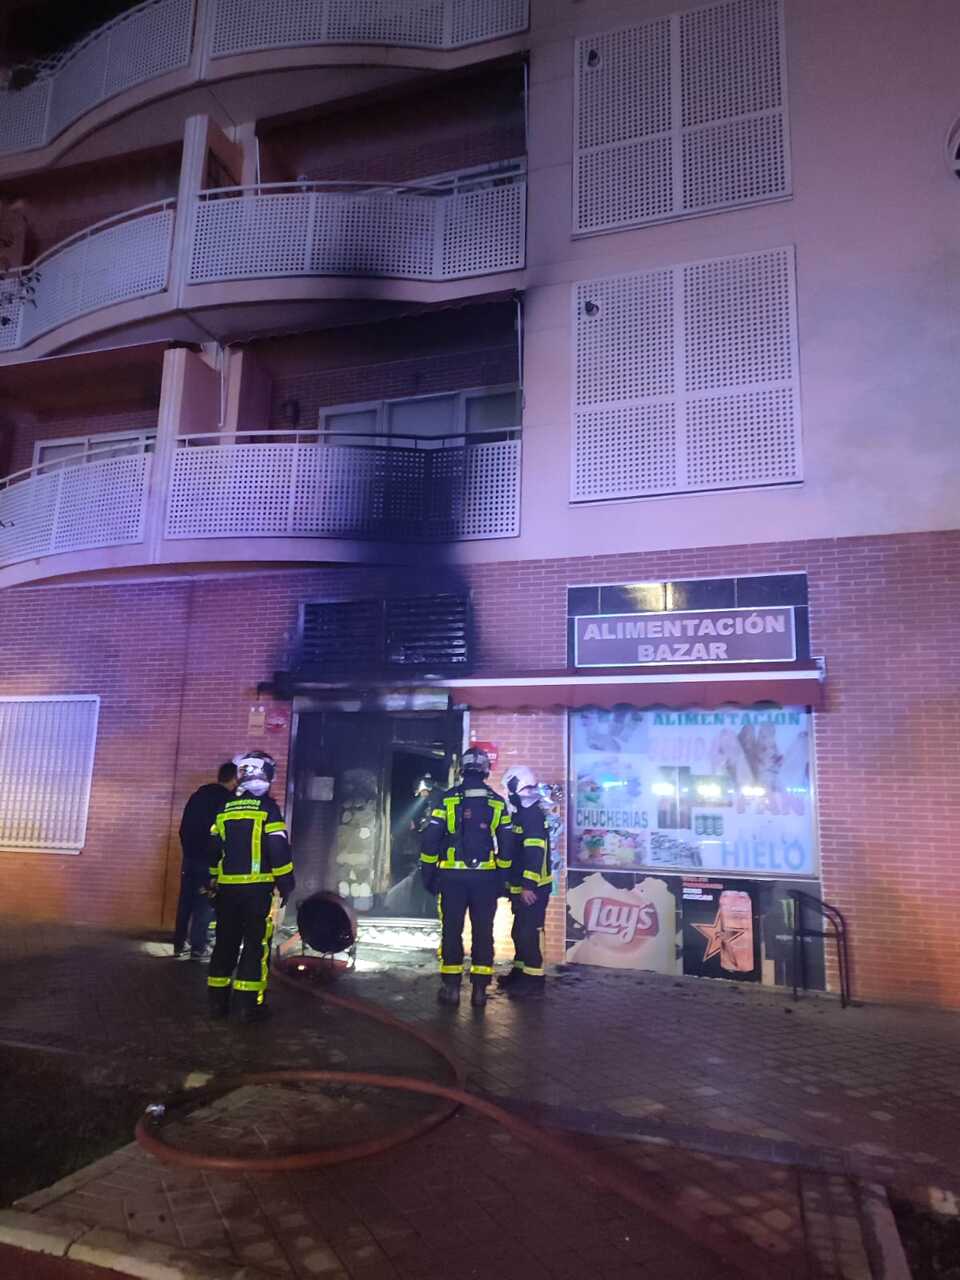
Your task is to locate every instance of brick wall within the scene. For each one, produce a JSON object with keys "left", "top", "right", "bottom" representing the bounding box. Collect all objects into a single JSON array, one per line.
[
  {"left": 260, "top": 69, "right": 524, "bottom": 185},
  {"left": 8, "top": 404, "right": 159, "bottom": 478},
  {"left": 0, "top": 529, "right": 958, "bottom": 1008}
]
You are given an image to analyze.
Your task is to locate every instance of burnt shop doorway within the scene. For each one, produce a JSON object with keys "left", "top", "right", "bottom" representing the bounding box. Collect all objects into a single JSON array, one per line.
[{"left": 289, "top": 708, "right": 462, "bottom": 926}]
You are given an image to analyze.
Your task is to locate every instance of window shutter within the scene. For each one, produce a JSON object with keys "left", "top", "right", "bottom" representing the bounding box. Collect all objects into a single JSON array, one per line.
[
  {"left": 572, "top": 245, "right": 802, "bottom": 501},
  {"left": 0, "top": 696, "right": 100, "bottom": 852},
  {"left": 299, "top": 594, "right": 470, "bottom": 674},
  {"left": 574, "top": 0, "right": 790, "bottom": 234}
]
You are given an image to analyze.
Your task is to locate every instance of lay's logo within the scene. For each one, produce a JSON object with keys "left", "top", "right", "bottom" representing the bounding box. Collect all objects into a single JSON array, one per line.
[{"left": 584, "top": 897, "right": 659, "bottom": 945}]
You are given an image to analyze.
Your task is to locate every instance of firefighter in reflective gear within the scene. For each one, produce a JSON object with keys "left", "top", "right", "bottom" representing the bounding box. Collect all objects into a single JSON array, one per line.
[
  {"left": 499, "top": 765, "right": 552, "bottom": 999},
  {"left": 420, "top": 747, "right": 512, "bottom": 1007},
  {"left": 206, "top": 751, "right": 295, "bottom": 1023}
]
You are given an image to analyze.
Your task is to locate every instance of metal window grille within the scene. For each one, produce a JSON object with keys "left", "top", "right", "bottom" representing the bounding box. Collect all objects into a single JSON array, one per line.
[
  {"left": 574, "top": 0, "right": 790, "bottom": 234},
  {"left": 0, "top": 696, "right": 100, "bottom": 852},
  {"left": 299, "top": 594, "right": 469, "bottom": 672},
  {"left": 572, "top": 245, "right": 802, "bottom": 501}
]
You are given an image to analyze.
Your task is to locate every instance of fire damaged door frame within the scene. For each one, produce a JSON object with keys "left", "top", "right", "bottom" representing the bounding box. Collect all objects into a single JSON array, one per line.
[{"left": 286, "top": 692, "right": 465, "bottom": 946}]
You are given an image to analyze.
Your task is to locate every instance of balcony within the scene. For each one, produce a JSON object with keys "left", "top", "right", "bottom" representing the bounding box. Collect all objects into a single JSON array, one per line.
[
  {"left": 0, "top": 0, "right": 196, "bottom": 157},
  {"left": 0, "top": 201, "right": 176, "bottom": 352},
  {"left": 0, "top": 444, "right": 152, "bottom": 567},
  {"left": 0, "top": 429, "right": 520, "bottom": 574},
  {"left": 188, "top": 164, "right": 527, "bottom": 285},
  {"left": 0, "top": 0, "right": 529, "bottom": 165}
]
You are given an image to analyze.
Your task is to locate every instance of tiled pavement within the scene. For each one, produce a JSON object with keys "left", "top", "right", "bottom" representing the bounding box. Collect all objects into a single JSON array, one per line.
[{"left": 2, "top": 921, "right": 958, "bottom": 1277}]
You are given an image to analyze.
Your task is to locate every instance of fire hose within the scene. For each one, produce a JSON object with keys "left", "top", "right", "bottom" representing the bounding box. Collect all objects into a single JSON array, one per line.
[{"left": 135, "top": 943, "right": 789, "bottom": 1278}]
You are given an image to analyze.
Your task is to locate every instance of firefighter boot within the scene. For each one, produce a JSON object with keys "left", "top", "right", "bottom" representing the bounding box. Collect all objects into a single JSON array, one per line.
[
  {"left": 437, "top": 976, "right": 461, "bottom": 1006},
  {"left": 208, "top": 990, "right": 230, "bottom": 1020},
  {"left": 507, "top": 973, "right": 545, "bottom": 1000},
  {"left": 470, "top": 977, "right": 489, "bottom": 1008},
  {"left": 497, "top": 966, "right": 522, "bottom": 990}
]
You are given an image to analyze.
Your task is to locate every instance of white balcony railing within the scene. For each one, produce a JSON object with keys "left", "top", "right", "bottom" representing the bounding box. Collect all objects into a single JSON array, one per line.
[
  {"left": 0, "top": 0, "right": 529, "bottom": 161},
  {"left": 209, "top": 0, "right": 529, "bottom": 56},
  {"left": 0, "top": 202, "right": 176, "bottom": 351},
  {"left": 165, "top": 429, "right": 521, "bottom": 542},
  {"left": 188, "top": 165, "right": 526, "bottom": 285},
  {"left": 0, "top": 0, "right": 196, "bottom": 157},
  {"left": 0, "top": 447, "right": 152, "bottom": 570}
]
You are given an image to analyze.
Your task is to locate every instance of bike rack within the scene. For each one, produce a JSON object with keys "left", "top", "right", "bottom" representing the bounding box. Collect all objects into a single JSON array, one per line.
[{"left": 790, "top": 889, "right": 851, "bottom": 1008}]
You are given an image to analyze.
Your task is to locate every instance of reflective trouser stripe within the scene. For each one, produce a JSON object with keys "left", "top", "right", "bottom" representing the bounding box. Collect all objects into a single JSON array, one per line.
[
  {"left": 440, "top": 963, "right": 463, "bottom": 975},
  {"left": 207, "top": 976, "right": 231, "bottom": 988},
  {"left": 471, "top": 964, "right": 494, "bottom": 976}
]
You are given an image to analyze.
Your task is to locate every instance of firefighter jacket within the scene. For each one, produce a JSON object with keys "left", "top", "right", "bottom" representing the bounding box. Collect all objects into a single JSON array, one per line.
[
  {"left": 419, "top": 783, "right": 513, "bottom": 879},
  {"left": 208, "top": 793, "right": 295, "bottom": 899},
  {"left": 508, "top": 802, "right": 552, "bottom": 894}
]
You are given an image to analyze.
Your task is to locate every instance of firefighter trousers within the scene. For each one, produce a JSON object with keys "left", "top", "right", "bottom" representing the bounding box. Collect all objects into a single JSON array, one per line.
[
  {"left": 437, "top": 871, "right": 499, "bottom": 981},
  {"left": 208, "top": 884, "right": 274, "bottom": 1014},
  {"left": 511, "top": 886, "right": 550, "bottom": 977}
]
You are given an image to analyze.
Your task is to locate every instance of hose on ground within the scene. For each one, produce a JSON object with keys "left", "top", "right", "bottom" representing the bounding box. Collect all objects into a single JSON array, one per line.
[{"left": 135, "top": 949, "right": 790, "bottom": 1279}]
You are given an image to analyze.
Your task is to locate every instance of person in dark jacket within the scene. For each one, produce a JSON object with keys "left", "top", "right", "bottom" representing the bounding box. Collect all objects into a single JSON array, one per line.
[
  {"left": 419, "top": 748, "right": 513, "bottom": 1008},
  {"left": 498, "top": 765, "right": 552, "bottom": 1000},
  {"left": 173, "top": 761, "right": 238, "bottom": 959},
  {"left": 206, "top": 751, "right": 295, "bottom": 1023}
]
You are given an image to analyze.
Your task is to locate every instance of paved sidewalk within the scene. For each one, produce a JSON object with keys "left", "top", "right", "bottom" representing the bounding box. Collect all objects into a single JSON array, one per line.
[{"left": 1, "top": 920, "right": 956, "bottom": 1276}]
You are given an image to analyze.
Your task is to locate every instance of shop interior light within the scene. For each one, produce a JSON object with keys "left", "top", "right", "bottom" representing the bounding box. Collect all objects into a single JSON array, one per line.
[
  {"left": 741, "top": 784, "right": 767, "bottom": 797},
  {"left": 651, "top": 782, "right": 676, "bottom": 797},
  {"left": 696, "top": 782, "right": 723, "bottom": 801}
]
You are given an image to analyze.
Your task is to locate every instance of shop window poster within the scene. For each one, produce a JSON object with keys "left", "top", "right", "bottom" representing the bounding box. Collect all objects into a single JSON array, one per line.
[{"left": 570, "top": 706, "right": 816, "bottom": 878}]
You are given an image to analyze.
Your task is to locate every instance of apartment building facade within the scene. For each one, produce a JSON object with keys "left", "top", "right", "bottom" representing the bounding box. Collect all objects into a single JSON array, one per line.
[{"left": 0, "top": 0, "right": 957, "bottom": 1007}]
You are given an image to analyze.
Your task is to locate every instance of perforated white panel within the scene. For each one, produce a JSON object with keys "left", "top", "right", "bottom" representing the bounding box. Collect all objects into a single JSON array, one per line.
[
  {"left": 448, "top": 0, "right": 528, "bottom": 46},
  {"left": 0, "top": 696, "right": 100, "bottom": 852},
  {"left": 46, "top": 37, "right": 110, "bottom": 141},
  {"left": 0, "top": 456, "right": 149, "bottom": 568},
  {"left": 166, "top": 441, "right": 519, "bottom": 541},
  {"left": 683, "top": 246, "right": 795, "bottom": 392},
  {"left": 191, "top": 195, "right": 312, "bottom": 282},
  {"left": 0, "top": 293, "right": 23, "bottom": 351},
  {"left": 0, "top": 473, "right": 60, "bottom": 566},
  {"left": 574, "top": 270, "right": 674, "bottom": 407},
  {"left": 573, "top": 405, "right": 677, "bottom": 501},
  {"left": 572, "top": 246, "right": 802, "bottom": 501},
  {"left": 314, "top": 194, "right": 436, "bottom": 278},
  {"left": 0, "top": 79, "right": 51, "bottom": 156},
  {"left": 53, "top": 455, "right": 150, "bottom": 553},
  {"left": 102, "top": 0, "right": 194, "bottom": 100},
  {"left": 574, "top": 0, "right": 789, "bottom": 234},
  {"left": 439, "top": 184, "right": 525, "bottom": 278},
  {"left": 190, "top": 184, "right": 525, "bottom": 284},
  {"left": 210, "top": 0, "right": 527, "bottom": 54},
  {"left": 455, "top": 439, "right": 520, "bottom": 538},
  {"left": 686, "top": 387, "right": 799, "bottom": 488},
  {"left": 19, "top": 209, "right": 174, "bottom": 348}
]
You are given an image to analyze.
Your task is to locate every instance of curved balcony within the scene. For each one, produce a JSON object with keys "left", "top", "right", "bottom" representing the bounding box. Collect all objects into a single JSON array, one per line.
[
  {"left": 166, "top": 428, "right": 521, "bottom": 542},
  {"left": 188, "top": 165, "right": 526, "bottom": 286},
  {"left": 0, "top": 428, "right": 520, "bottom": 580},
  {"left": 0, "top": 445, "right": 152, "bottom": 570},
  {"left": 0, "top": 201, "right": 176, "bottom": 353},
  {"left": 0, "top": 0, "right": 196, "bottom": 157},
  {"left": 0, "top": 0, "right": 529, "bottom": 167}
]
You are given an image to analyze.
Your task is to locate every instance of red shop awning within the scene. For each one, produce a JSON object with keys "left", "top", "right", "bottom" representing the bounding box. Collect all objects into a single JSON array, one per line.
[{"left": 442, "top": 661, "right": 825, "bottom": 711}]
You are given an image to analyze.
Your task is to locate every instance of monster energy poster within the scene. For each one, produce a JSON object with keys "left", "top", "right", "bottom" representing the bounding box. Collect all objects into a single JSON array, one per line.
[{"left": 570, "top": 706, "right": 816, "bottom": 878}]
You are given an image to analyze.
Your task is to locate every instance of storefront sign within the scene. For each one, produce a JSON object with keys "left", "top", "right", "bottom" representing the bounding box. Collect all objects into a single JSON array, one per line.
[
  {"left": 570, "top": 706, "right": 817, "bottom": 877},
  {"left": 574, "top": 606, "right": 796, "bottom": 667},
  {"left": 471, "top": 740, "right": 499, "bottom": 769}
]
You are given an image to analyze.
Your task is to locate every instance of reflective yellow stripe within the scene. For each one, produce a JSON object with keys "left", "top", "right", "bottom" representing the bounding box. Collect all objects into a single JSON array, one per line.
[
  {"left": 471, "top": 964, "right": 494, "bottom": 976},
  {"left": 496, "top": 858, "right": 512, "bottom": 870},
  {"left": 265, "top": 822, "right": 287, "bottom": 834},
  {"left": 207, "top": 976, "right": 230, "bottom": 988},
  {"left": 430, "top": 807, "right": 446, "bottom": 819},
  {"left": 524, "top": 838, "right": 547, "bottom": 849},
  {"left": 438, "top": 860, "right": 497, "bottom": 871},
  {"left": 439, "top": 963, "right": 463, "bottom": 975},
  {"left": 524, "top": 966, "right": 545, "bottom": 977},
  {"left": 216, "top": 872, "right": 275, "bottom": 884},
  {"left": 271, "top": 862, "right": 293, "bottom": 877},
  {"left": 509, "top": 885, "right": 522, "bottom": 895},
  {"left": 522, "top": 870, "right": 539, "bottom": 882},
  {"left": 233, "top": 979, "right": 263, "bottom": 992},
  {"left": 420, "top": 853, "right": 439, "bottom": 864},
  {"left": 443, "top": 795, "right": 460, "bottom": 833},
  {"left": 208, "top": 866, "right": 219, "bottom": 878}
]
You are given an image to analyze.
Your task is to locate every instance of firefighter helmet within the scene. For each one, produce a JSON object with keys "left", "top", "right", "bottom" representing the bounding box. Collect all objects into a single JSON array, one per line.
[
  {"left": 235, "top": 750, "right": 276, "bottom": 797},
  {"left": 503, "top": 763, "right": 540, "bottom": 808},
  {"left": 460, "top": 747, "right": 491, "bottom": 778}
]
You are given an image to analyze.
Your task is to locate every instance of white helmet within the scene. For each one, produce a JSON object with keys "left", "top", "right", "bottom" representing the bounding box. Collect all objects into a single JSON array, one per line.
[
  {"left": 503, "top": 764, "right": 540, "bottom": 808},
  {"left": 235, "top": 750, "right": 276, "bottom": 797}
]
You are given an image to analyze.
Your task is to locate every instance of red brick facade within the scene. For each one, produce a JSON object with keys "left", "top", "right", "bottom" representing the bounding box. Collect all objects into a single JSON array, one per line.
[{"left": 1, "top": 528, "right": 958, "bottom": 1007}]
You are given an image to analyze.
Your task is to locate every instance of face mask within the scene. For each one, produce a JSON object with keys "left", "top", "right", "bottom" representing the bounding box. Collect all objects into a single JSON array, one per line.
[{"left": 241, "top": 778, "right": 269, "bottom": 797}]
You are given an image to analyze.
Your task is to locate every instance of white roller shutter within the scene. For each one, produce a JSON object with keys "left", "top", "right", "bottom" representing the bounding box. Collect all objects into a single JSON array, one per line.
[{"left": 0, "top": 696, "right": 100, "bottom": 852}]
